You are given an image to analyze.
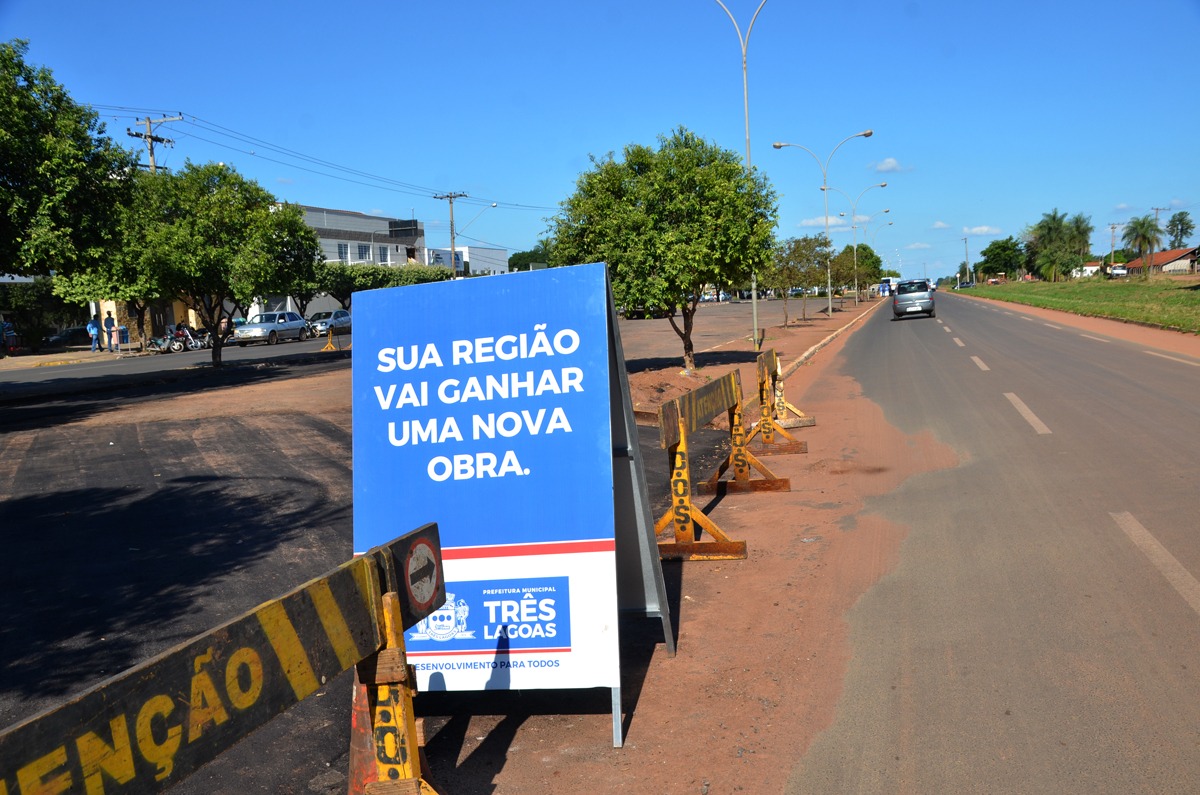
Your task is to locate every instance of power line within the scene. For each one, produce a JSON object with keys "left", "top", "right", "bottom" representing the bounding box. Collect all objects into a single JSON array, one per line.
[{"left": 94, "top": 105, "right": 558, "bottom": 212}]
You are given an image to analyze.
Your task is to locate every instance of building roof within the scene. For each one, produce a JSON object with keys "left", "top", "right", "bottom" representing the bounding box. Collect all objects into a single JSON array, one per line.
[{"left": 1126, "top": 247, "right": 1198, "bottom": 270}]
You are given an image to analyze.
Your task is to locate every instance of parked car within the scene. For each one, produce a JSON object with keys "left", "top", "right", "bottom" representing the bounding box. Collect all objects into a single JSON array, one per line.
[
  {"left": 308, "top": 309, "right": 351, "bottom": 336},
  {"left": 892, "top": 279, "right": 936, "bottom": 319},
  {"left": 42, "top": 326, "right": 91, "bottom": 349},
  {"left": 1109, "top": 265, "right": 1129, "bottom": 279},
  {"left": 233, "top": 312, "right": 309, "bottom": 346}
]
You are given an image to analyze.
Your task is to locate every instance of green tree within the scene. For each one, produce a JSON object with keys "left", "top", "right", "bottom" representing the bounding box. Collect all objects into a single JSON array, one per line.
[
  {"left": 1068, "top": 213, "right": 1094, "bottom": 258},
  {"left": 0, "top": 277, "right": 82, "bottom": 353},
  {"left": 509, "top": 239, "right": 553, "bottom": 272},
  {"left": 144, "top": 162, "right": 321, "bottom": 365},
  {"left": 53, "top": 169, "right": 170, "bottom": 342},
  {"left": 1123, "top": 214, "right": 1163, "bottom": 279},
  {"left": 977, "top": 236, "right": 1024, "bottom": 278},
  {"left": 0, "top": 40, "right": 135, "bottom": 279},
  {"left": 1166, "top": 211, "right": 1195, "bottom": 249},
  {"left": 764, "top": 235, "right": 828, "bottom": 323},
  {"left": 853, "top": 243, "right": 885, "bottom": 286},
  {"left": 549, "top": 127, "right": 777, "bottom": 371}
]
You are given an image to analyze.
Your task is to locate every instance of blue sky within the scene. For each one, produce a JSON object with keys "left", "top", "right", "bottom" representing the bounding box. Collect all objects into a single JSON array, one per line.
[{"left": 4, "top": 0, "right": 1197, "bottom": 282}]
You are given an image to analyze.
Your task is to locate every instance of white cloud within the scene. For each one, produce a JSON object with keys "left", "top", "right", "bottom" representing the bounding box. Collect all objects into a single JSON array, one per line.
[
  {"left": 798, "top": 215, "right": 834, "bottom": 228},
  {"left": 1114, "top": 203, "right": 1133, "bottom": 212},
  {"left": 906, "top": 242, "right": 932, "bottom": 250},
  {"left": 874, "top": 157, "right": 905, "bottom": 173},
  {"left": 275, "top": 177, "right": 295, "bottom": 185},
  {"left": 931, "top": 220, "right": 950, "bottom": 230},
  {"left": 964, "top": 225, "right": 1001, "bottom": 236},
  {"left": 1170, "top": 198, "right": 1188, "bottom": 208}
]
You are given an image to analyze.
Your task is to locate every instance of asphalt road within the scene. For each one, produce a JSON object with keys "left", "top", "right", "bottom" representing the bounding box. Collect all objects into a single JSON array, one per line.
[{"left": 788, "top": 292, "right": 1200, "bottom": 793}]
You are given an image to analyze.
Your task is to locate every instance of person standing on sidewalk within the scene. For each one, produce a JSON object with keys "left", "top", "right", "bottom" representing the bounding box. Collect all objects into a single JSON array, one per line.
[
  {"left": 87, "top": 314, "right": 102, "bottom": 352},
  {"left": 103, "top": 311, "right": 119, "bottom": 353}
]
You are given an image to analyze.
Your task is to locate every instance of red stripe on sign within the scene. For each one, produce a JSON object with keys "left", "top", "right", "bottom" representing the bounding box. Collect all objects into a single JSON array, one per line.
[
  {"left": 408, "top": 647, "right": 572, "bottom": 657},
  {"left": 442, "top": 539, "right": 615, "bottom": 560}
]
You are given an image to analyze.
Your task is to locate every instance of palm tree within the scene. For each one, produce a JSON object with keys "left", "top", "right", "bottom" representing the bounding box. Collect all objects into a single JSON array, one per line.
[
  {"left": 1033, "top": 209, "right": 1068, "bottom": 250},
  {"left": 1122, "top": 215, "right": 1162, "bottom": 279},
  {"left": 1068, "top": 213, "right": 1094, "bottom": 259}
]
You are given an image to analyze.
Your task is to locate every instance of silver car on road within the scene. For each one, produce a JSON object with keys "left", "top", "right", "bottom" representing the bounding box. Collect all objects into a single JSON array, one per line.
[
  {"left": 233, "top": 311, "right": 310, "bottom": 346},
  {"left": 892, "top": 279, "right": 936, "bottom": 319}
]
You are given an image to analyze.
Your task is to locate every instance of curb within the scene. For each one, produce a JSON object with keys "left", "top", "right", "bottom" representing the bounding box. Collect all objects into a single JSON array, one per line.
[{"left": 780, "top": 299, "right": 884, "bottom": 380}]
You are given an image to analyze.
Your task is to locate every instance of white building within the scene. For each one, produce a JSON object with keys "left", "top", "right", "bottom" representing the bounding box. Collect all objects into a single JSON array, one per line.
[
  {"left": 426, "top": 246, "right": 509, "bottom": 277},
  {"left": 301, "top": 205, "right": 426, "bottom": 266}
]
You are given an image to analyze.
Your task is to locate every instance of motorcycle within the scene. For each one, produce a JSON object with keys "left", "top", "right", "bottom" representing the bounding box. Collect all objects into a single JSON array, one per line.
[
  {"left": 169, "top": 326, "right": 203, "bottom": 353},
  {"left": 145, "top": 333, "right": 173, "bottom": 354}
]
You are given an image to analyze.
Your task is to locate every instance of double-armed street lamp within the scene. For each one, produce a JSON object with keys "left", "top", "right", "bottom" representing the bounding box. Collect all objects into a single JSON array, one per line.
[
  {"left": 828, "top": 182, "right": 887, "bottom": 304},
  {"left": 716, "top": 0, "right": 768, "bottom": 350},
  {"left": 772, "top": 130, "right": 874, "bottom": 316},
  {"left": 867, "top": 216, "right": 894, "bottom": 247}
]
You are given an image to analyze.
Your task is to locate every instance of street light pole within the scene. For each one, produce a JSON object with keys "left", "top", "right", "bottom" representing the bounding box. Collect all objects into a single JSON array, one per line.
[
  {"left": 716, "top": 0, "right": 768, "bottom": 350},
  {"left": 772, "top": 130, "right": 874, "bottom": 316},
  {"left": 826, "top": 183, "right": 886, "bottom": 305}
]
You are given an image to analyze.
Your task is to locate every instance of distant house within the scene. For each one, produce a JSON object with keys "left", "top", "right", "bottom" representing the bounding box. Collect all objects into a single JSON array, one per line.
[
  {"left": 1125, "top": 247, "right": 1198, "bottom": 276},
  {"left": 1073, "top": 261, "right": 1102, "bottom": 278}
]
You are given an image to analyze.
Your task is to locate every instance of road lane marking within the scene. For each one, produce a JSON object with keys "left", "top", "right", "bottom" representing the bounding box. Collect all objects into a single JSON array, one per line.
[
  {"left": 1111, "top": 512, "right": 1200, "bottom": 618},
  {"left": 944, "top": 326, "right": 952, "bottom": 333},
  {"left": 1004, "top": 392, "right": 1052, "bottom": 434},
  {"left": 953, "top": 338, "right": 965, "bottom": 347},
  {"left": 1080, "top": 334, "right": 1110, "bottom": 343},
  {"left": 1020, "top": 316, "right": 1034, "bottom": 322},
  {"left": 1044, "top": 323, "right": 1062, "bottom": 330},
  {"left": 1144, "top": 351, "right": 1200, "bottom": 367},
  {"left": 971, "top": 356, "right": 990, "bottom": 371}
]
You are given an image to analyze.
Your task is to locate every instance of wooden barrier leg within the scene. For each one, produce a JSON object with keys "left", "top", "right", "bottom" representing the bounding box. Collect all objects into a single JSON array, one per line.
[
  {"left": 350, "top": 592, "right": 440, "bottom": 795},
  {"left": 701, "top": 394, "right": 791, "bottom": 495},
  {"left": 654, "top": 416, "right": 747, "bottom": 561}
]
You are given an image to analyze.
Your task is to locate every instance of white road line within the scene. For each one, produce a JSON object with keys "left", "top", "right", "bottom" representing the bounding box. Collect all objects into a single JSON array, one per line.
[
  {"left": 943, "top": 326, "right": 952, "bottom": 333},
  {"left": 971, "top": 356, "right": 990, "bottom": 371},
  {"left": 1020, "top": 316, "right": 1034, "bottom": 322},
  {"left": 1004, "top": 392, "right": 1052, "bottom": 434},
  {"left": 953, "top": 338, "right": 965, "bottom": 347},
  {"left": 1111, "top": 512, "right": 1200, "bottom": 618},
  {"left": 1080, "top": 334, "right": 1110, "bottom": 343},
  {"left": 1044, "top": 323, "right": 1062, "bottom": 330},
  {"left": 1144, "top": 350, "right": 1200, "bottom": 367}
]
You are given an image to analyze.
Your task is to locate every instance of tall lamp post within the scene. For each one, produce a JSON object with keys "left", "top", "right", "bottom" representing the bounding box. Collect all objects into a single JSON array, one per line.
[
  {"left": 867, "top": 217, "right": 894, "bottom": 247},
  {"left": 772, "top": 130, "right": 874, "bottom": 316},
  {"left": 716, "top": 0, "right": 768, "bottom": 350},
  {"left": 827, "top": 182, "right": 887, "bottom": 304}
]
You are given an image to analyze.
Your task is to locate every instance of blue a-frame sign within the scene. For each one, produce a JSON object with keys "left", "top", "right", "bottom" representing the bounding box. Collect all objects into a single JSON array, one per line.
[{"left": 351, "top": 262, "right": 671, "bottom": 746}]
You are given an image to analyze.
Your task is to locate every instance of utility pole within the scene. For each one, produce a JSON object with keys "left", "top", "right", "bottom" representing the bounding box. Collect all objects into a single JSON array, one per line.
[
  {"left": 963, "top": 236, "right": 970, "bottom": 284},
  {"left": 1108, "top": 223, "right": 1120, "bottom": 271},
  {"left": 126, "top": 114, "right": 183, "bottom": 173},
  {"left": 434, "top": 193, "right": 468, "bottom": 276}
]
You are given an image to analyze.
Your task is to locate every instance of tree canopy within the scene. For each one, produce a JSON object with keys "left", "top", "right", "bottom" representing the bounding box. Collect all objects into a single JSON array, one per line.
[
  {"left": 1166, "top": 211, "right": 1195, "bottom": 250},
  {"left": 763, "top": 234, "right": 829, "bottom": 324},
  {"left": 133, "top": 162, "right": 322, "bottom": 364},
  {"left": 1025, "top": 208, "right": 1093, "bottom": 281},
  {"left": 977, "top": 236, "right": 1024, "bottom": 278},
  {"left": 0, "top": 39, "right": 135, "bottom": 279},
  {"left": 548, "top": 126, "right": 777, "bottom": 370}
]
